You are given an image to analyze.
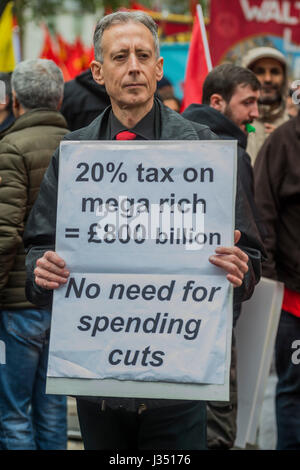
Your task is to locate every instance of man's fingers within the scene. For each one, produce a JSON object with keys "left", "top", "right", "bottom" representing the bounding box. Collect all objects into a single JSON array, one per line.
[
  {"left": 34, "top": 266, "right": 69, "bottom": 284},
  {"left": 36, "top": 257, "right": 69, "bottom": 277},
  {"left": 226, "top": 274, "right": 243, "bottom": 287},
  {"left": 35, "top": 276, "right": 61, "bottom": 290},
  {"left": 209, "top": 255, "right": 247, "bottom": 280},
  {"left": 234, "top": 230, "right": 241, "bottom": 245},
  {"left": 215, "top": 246, "right": 249, "bottom": 265},
  {"left": 34, "top": 251, "right": 69, "bottom": 290},
  {"left": 43, "top": 250, "right": 66, "bottom": 268}
]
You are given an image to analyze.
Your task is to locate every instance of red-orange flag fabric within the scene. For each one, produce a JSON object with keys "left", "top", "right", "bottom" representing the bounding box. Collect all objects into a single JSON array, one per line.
[
  {"left": 39, "top": 25, "right": 60, "bottom": 65},
  {"left": 181, "top": 4, "right": 212, "bottom": 112}
]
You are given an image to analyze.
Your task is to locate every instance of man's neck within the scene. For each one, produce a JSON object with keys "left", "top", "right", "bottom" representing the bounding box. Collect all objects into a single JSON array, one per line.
[{"left": 111, "top": 98, "right": 154, "bottom": 129}]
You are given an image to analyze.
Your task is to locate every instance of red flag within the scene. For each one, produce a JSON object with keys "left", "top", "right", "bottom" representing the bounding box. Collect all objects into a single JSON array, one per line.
[
  {"left": 39, "top": 25, "right": 60, "bottom": 65},
  {"left": 181, "top": 4, "right": 212, "bottom": 112},
  {"left": 130, "top": 1, "right": 153, "bottom": 11},
  {"left": 64, "top": 37, "right": 87, "bottom": 79},
  {"left": 56, "top": 33, "right": 73, "bottom": 63}
]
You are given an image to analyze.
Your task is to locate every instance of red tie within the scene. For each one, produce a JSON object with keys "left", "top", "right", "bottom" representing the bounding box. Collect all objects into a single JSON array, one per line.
[{"left": 115, "top": 131, "right": 137, "bottom": 140}]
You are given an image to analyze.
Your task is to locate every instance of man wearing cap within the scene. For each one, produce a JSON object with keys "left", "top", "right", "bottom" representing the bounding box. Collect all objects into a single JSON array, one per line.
[{"left": 242, "top": 47, "right": 289, "bottom": 165}]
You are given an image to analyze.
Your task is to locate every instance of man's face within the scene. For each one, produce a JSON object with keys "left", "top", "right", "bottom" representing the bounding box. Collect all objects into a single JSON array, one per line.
[
  {"left": 251, "top": 58, "right": 285, "bottom": 104},
  {"left": 91, "top": 22, "right": 163, "bottom": 111},
  {"left": 224, "top": 84, "right": 260, "bottom": 133}
]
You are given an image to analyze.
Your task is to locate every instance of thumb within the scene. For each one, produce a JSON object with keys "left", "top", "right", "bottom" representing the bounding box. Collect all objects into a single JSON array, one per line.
[{"left": 234, "top": 230, "right": 241, "bottom": 245}]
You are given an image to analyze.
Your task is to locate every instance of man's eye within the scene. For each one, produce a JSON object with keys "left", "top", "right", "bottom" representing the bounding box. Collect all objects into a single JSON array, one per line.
[{"left": 253, "top": 68, "right": 264, "bottom": 74}]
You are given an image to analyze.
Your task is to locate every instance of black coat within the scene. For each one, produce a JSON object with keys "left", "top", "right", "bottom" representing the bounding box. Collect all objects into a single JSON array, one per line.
[
  {"left": 182, "top": 104, "right": 267, "bottom": 245},
  {"left": 60, "top": 69, "right": 111, "bottom": 131}
]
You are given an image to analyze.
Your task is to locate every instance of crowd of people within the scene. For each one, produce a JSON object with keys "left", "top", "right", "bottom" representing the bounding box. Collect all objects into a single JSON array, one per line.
[{"left": 0, "top": 10, "right": 299, "bottom": 451}]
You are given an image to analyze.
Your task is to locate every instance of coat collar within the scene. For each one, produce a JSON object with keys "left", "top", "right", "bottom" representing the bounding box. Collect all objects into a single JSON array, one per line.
[{"left": 70, "top": 98, "right": 201, "bottom": 142}]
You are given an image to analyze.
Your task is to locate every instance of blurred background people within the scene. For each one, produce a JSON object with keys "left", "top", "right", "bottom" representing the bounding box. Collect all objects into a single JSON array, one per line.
[
  {"left": 0, "top": 59, "right": 68, "bottom": 450},
  {"left": 242, "top": 47, "right": 289, "bottom": 165},
  {"left": 0, "top": 72, "right": 14, "bottom": 133},
  {"left": 60, "top": 68, "right": 110, "bottom": 131},
  {"left": 254, "top": 111, "right": 300, "bottom": 450}
]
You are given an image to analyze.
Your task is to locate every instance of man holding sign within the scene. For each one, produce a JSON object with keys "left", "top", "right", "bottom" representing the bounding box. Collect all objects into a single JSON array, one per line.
[{"left": 24, "top": 12, "right": 262, "bottom": 450}]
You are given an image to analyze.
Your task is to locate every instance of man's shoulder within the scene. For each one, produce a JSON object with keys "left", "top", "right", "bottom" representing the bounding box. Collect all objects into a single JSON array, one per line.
[
  {"left": 62, "top": 110, "right": 107, "bottom": 142},
  {"left": 160, "top": 102, "right": 217, "bottom": 141},
  {"left": 265, "top": 114, "right": 298, "bottom": 144}
]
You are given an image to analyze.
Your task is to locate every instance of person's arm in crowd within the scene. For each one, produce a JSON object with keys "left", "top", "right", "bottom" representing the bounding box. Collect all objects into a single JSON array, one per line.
[
  {"left": 23, "top": 147, "right": 60, "bottom": 308},
  {"left": 0, "top": 142, "right": 28, "bottom": 294},
  {"left": 253, "top": 134, "right": 283, "bottom": 280}
]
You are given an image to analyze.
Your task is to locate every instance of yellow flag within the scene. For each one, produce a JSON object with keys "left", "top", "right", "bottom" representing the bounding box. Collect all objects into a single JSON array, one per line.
[{"left": 0, "top": 1, "right": 15, "bottom": 72}]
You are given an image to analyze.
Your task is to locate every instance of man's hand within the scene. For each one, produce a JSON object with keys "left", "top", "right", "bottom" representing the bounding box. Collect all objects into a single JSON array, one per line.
[
  {"left": 34, "top": 251, "right": 69, "bottom": 290},
  {"left": 209, "top": 230, "right": 249, "bottom": 287}
]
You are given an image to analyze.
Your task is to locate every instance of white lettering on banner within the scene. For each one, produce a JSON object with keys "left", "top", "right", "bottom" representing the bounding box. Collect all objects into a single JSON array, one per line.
[
  {"left": 284, "top": 28, "right": 300, "bottom": 51},
  {"left": 240, "top": 0, "right": 300, "bottom": 24}
]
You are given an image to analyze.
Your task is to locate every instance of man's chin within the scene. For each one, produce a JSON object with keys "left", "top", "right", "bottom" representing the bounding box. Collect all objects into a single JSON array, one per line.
[{"left": 259, "top": 93, "right": 280, "bottom": 105}]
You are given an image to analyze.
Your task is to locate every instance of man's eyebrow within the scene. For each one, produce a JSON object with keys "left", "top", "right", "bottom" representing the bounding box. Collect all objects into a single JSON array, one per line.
[{"left": 110, "top": 46, "right": 153, "bottom": 55}]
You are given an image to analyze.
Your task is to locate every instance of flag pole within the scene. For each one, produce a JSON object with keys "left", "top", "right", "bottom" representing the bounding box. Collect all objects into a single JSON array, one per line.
[{"left": 196, "top": 4, "right": 212, "bottom": 72}]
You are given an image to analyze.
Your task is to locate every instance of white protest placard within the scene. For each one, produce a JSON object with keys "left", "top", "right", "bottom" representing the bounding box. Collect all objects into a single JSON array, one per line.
[{"left": 47, "top": 140, "right": 237, "bottom": 401}]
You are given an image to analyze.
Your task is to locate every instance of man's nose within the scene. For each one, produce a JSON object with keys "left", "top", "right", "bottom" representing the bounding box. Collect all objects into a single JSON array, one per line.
[
  {"left": 262, "top": 70, "right": 272, "bottom": 82},
  {"left": 128, "top": 53, "right": 141, "bottom": 72},
  {"left": 250, "top": 103, "right": 259, "bottom": 119}
]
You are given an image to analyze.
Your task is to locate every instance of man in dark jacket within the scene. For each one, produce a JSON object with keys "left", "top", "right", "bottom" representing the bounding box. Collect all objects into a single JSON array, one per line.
[
  {"left": 24, "top": 12, "right": 262, "bottom": 451},
  {"left": 60, "top": 68, "right": 111, "bottom": 131},
  {"left": 0, "top": 59, "right": 68, "bottom": 449},
  {"left": 183, "top": 63, "right": 265, "bottom": 449},
  {"left": 254, "top": 114, "right": 300, "bottom": 449}
]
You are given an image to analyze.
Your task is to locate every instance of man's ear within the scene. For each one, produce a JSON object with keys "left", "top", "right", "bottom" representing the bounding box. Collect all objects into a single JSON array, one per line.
[
  {"left": 155, "top": 57, "right": 164, "bottom": 82},
  {"left": 12, "top": 90, "right": 21, "bottom": 118},
  {"left": 90, "top": 60, "right": 104, "bottom": 86},
  {"left": 210, "top": 93, "right": 226, "bottom": 113}
]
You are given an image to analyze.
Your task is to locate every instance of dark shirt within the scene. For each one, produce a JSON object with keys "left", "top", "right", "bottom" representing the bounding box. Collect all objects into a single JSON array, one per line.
[{"left": 99, "top": 101, "right": 160, "bottom": 140}]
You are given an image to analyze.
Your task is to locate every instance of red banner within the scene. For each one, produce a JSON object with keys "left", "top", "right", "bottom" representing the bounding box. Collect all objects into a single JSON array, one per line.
[{"left": 209, "top": 0, "right": 300, "bottom": 65}]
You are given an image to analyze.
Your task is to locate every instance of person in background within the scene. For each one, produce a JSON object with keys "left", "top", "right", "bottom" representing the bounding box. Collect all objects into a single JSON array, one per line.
[
  {"left": 60, "top": 68, "right": 111, "bottom": 131},
  {"left": 162, "top": 92, "right": 181, "bottom": 112},
  {"left": 183, "top": 63, "right": 265, "bottom": 449},
  {"left": 0, "top": 59, "right": 68, "bottom": 450},
  {"left": 0, "top": 72, "right": 14, "bottom": 134},
  {"left": 242, "top": 47, "right": 289, "bottom": 165}
]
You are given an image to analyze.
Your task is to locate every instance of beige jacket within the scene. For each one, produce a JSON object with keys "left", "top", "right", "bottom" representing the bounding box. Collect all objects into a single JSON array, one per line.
[{"left": 246, "top": 106, "right": 290, "bottom": 165}]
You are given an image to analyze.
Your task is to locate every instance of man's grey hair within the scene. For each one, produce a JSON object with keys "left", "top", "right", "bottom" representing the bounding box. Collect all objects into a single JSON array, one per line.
[
  {"left": 12, "top": 59, "right": 64, "bottom": 110},
  {"left": 93, "top": 11, "right": 160, "bottom": 63}
]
